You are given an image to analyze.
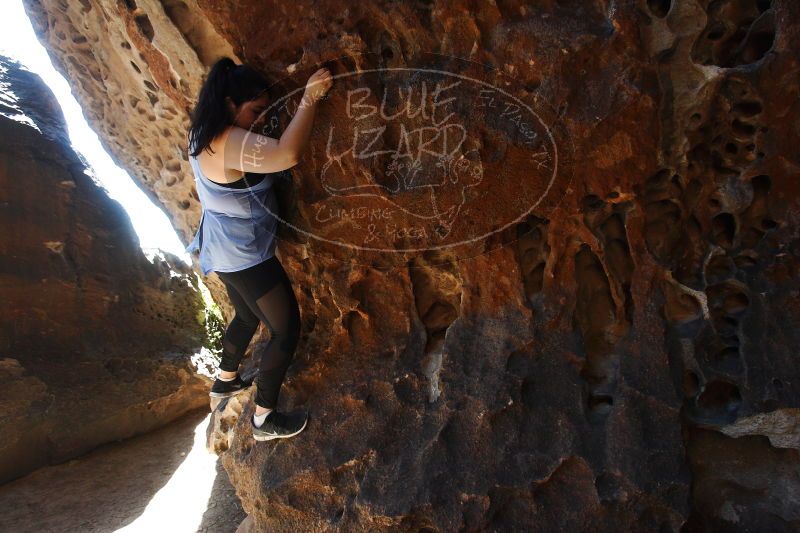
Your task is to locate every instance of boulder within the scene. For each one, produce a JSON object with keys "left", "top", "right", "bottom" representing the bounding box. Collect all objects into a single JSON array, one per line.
[{"left": 0, "top": 55, "right": 214, "bottom": 484}]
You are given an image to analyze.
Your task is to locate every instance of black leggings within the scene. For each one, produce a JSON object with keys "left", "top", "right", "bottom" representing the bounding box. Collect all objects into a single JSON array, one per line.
[{"left": 216, "top": 255, "right": 301, "bottom": 409}]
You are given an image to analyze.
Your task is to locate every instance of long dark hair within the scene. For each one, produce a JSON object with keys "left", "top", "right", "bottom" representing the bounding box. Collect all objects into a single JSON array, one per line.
[{"left": 188, "top": 57, "right": 270, "bottom": 157}]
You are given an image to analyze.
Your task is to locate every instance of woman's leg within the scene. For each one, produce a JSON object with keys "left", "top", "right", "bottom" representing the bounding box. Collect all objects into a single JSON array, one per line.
[
  {"left": 217, "top": 256, "right": 302, "bottom": 411},
  {"left": 218, "top": 277, "right": 261, "bottom": 375}
]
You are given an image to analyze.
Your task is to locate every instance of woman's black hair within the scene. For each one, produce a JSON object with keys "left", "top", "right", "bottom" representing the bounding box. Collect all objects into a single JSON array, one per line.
[{"left": 188, "top": 57, "right": 270, "bottom": 157}]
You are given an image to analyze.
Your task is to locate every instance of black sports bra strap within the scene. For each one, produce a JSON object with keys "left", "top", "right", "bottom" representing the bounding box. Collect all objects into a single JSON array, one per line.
[{"left": 209, "top": 172, "right": 267, "bottom": 189}]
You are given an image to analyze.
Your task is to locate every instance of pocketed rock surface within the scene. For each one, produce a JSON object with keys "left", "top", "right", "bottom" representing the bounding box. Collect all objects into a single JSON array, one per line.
[{"left": 20, "top": 1, "right": 800, "bottom": 531}]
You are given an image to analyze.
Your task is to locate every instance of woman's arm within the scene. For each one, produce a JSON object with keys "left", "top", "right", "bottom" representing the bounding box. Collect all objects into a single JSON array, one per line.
[{"left": 224, "top": 68, "right": 333, "bottom": 173}]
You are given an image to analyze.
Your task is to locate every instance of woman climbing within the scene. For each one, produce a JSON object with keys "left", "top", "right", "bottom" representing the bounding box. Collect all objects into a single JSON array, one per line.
[{"left": 185, "top": 57, "right": 333, "bottom": 441}]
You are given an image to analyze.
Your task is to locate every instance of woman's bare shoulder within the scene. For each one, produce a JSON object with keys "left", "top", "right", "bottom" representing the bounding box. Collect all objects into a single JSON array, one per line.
[
  {"left": 211, "top": 125, "right": 235, "bottom": 151},
  {"left": 199, "top": 127, "right": 249, "bottom": 182}
]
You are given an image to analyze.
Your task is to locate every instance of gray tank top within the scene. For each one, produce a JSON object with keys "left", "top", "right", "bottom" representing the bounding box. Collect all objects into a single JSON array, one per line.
[{"left": 184, "top": 137, "right": 282, "bottom": 275}]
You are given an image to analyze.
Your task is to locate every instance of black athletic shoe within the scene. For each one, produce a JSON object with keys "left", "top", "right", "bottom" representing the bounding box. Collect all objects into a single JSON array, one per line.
[
  {"left": 209, "top": 374, "right": 250, "bottom": 398},
  {"left": 252, "top": 409, "right": 308, "bottom": 441}
]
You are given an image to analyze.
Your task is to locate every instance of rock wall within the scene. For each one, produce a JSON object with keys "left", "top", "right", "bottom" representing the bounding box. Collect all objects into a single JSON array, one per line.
[
  {"left": 22, "top": 0, "right": 239, "bottom": 314},
  {"left": 0, "top": 55, "right": 212, "bottom": 484},
  {"left": 20, "top": 0, "right": 800, "bottom": 531}
]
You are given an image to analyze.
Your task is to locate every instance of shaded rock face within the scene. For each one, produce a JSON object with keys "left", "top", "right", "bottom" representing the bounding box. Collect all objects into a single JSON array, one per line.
[
  {"left": 20, "top": 0, "right": 800, "bottom": 531},
  {"left": 21, "top": 0, "right": 239, "bottom": 313},
  {"left": 0, "top": 56, "right": 212, "bottom": 484}
]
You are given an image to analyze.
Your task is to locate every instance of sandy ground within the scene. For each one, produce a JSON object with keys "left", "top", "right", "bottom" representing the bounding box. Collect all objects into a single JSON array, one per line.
[{"left": 0, "top": 407, "right": 246, "bottom": 533}]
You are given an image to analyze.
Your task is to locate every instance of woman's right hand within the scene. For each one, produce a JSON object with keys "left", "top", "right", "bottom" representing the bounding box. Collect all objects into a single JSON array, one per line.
[{"left": 303, "top": 67, "right": 333, "bottom": 104}]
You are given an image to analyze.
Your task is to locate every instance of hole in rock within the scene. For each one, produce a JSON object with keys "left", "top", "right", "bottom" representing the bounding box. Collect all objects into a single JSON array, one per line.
[
  {"left": 733, "top": 100, "right": 762, "bottom": 117},
  {"left": 647, "top": 0, "right": 671, "bottom": 18},
  {"left": 134, "top": 14, "right": 154, "bottom": 42},
  {"left": 696, "top": 380, "right": 742, "bottom": 422},
  {"left": 711, "top": 213, "right": 736, "bottom": 247}
]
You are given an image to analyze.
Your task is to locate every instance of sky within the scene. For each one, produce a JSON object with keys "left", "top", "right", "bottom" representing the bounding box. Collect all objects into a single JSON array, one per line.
[{"left": 0, "top": 1, "right": 191, "bottom": 265}]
